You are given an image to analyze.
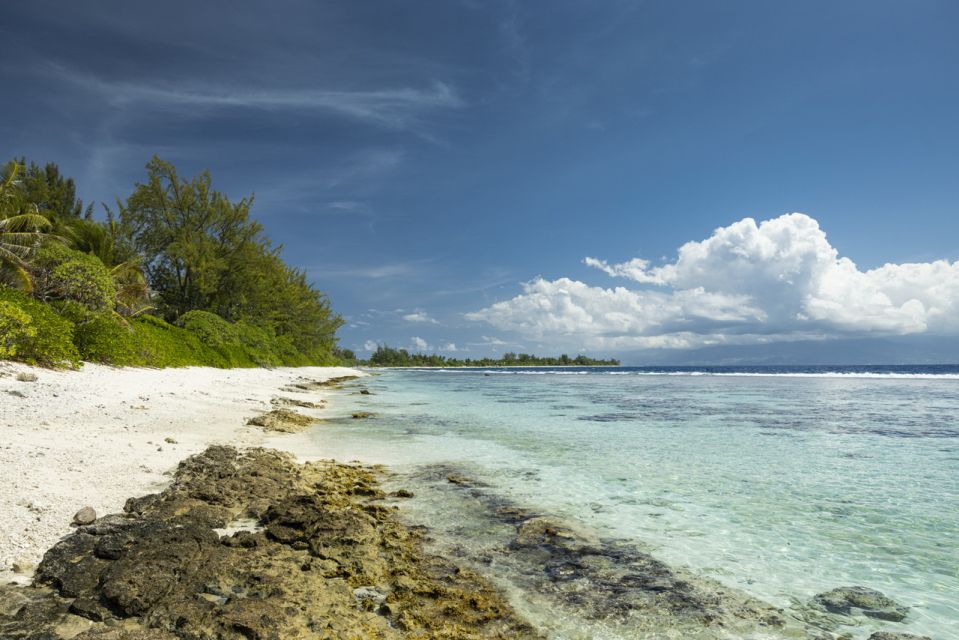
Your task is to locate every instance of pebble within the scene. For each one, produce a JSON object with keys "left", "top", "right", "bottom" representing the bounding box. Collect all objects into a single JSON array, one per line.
[{"left": 73, "top": 506, "right": 97, "bottom": 526}]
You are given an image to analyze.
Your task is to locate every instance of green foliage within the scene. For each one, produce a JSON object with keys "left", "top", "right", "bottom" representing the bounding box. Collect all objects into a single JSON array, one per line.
[
  {"left": 0, "top": 162, "right": 53, "bottom": 291},
  {"left": 175, "top": 310, "right": 238, "bottom": 348},
  {"left": 175, "top": 310, "right": 316, "bottom": 368},
  {"left": 9, "top": 158, "right": 92, "bottom": 220},
  {"left": 0, "top": 156, "right": 345, "bottom": 369},
  {"left": 367, "top": 345, "right": 620, "bottom": 368},
  {"left": 0, "top": 286, "right": 79, "bottom": 367},
  {"left": 333, "top": 347, "right": 357, "bottom": 364},
  {"left": 31, "top": 243, "right": 117, "bottom": 310},
  {"left": 57, "top": 302, "right": 140, "bottom": 366},
  {"left": 0, "top": 300, "right": 35, "bottom": 358},
  {"left": 118, "top": 157, "right": 342, "bottom": 361},
  {"left": 130, "top": 315, "right": 229, "bottom": 368}
]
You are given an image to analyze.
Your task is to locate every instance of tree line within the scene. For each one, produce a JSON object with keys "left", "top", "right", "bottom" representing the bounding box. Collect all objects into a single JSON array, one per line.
[
  {"left": 363, "top": 345, "right": 619, "bottom": 367},
  {"left": 0, "top": 156, "right": 343, "bottom": 367}
]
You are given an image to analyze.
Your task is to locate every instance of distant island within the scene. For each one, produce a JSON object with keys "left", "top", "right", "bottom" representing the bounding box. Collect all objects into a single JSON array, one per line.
[{"left": 360, "top": 345, "right": 620, "bottom": 367}]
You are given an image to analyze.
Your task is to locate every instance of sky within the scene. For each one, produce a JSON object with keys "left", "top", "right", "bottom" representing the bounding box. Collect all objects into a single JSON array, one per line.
[{"left": 2, "top": 1, "right": 959, "bottom": 363}]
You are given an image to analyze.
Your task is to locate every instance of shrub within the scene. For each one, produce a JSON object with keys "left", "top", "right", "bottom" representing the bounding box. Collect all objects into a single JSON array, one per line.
[
  {"left": 56, "top": 302, "right": 140, "bottom": 366},
  {"left": 176, "top": 310, "right": 239, "bottom": 348},
  {"left": 0, "top": 300, "right": 36, "bottom": 358},
  {"left": 0, "top": 286, "right": 79, "bottom": 367},
  {"left": 32, "top": 243, "right": 117, "bottom": 310},
  {"left": 131, "top": 314, "right": 229, "bottom": 368}
]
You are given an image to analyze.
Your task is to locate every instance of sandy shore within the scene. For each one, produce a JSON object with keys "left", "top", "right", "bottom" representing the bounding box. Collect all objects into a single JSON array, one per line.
[{"left": 0, "top": 360, "right": 361, "bottom": 582}]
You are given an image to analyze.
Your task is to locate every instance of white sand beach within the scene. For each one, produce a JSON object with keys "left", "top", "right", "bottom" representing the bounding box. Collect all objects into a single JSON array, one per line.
[{"left": 0, "top": 362, "right": 361, "bottom": 583}]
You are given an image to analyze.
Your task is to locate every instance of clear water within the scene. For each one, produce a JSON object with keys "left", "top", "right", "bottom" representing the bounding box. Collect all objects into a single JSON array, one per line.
[{"left": 298, "top": 368, "right": 959, "bottom": 639}]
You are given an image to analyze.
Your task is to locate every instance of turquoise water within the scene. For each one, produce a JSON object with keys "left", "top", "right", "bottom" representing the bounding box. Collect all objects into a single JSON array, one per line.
[{"left": 305, "top": 370, "right": 959, "bottom": 639}]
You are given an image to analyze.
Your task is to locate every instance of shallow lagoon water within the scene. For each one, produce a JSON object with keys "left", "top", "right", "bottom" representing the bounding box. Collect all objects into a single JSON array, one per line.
[{"left": 308, "top": 368, "right": 959, "bottom": 638}]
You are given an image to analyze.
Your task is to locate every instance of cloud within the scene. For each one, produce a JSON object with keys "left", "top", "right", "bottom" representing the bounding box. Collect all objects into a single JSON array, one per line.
[
  {"left": 402, "top": 310, "right": 438, "bottom": 324},
  {"left": 363, "top": 340, "right": 379, "bottom": 352},
  {"left": 440, "top": 342, "right": 459, "bottom": 352},
  {"left": 50, "top": 64, "right": 464, "bottom": 130},
  {"left": 410, "top": 336, "right": 430, "bottom": 351},
  {"left": 468, "top": 213, "right": 959, "bottom": 350}
]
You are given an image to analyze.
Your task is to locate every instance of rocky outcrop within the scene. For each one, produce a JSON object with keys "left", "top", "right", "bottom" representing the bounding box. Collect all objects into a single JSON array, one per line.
[
  {"left": 246, "top": 408, "right": 316, "bottom": 432},
  {"left": 867, "top": 632, "right": 932, "bottom": 640},
  {"left": 0, "top": 446, "right": 538, "bottom": 640},
  {"left": 811, "top": 586, "right": 909, "bottom": 622},
  {"left": 281, "top": 375, "right": 359, "bottom": 392},
  {"left": 270, "top": 396, "right": 325, "bottom": 409}
]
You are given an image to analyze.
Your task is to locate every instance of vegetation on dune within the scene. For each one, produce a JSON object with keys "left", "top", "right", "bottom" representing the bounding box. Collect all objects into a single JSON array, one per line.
[
  {"left": 365, "top": 345, "right": 619, "bottom": 367},
  {"left": 0, "top": 156, "right": 343, "bottom": 368}
]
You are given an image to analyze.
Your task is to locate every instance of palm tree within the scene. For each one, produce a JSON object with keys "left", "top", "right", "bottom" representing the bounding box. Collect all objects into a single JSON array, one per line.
[{"left": 0, "top": 162, "right": 51, "bottom": 291}]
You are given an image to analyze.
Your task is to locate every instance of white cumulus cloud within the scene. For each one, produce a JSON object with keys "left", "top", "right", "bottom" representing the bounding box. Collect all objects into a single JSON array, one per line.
[
  {"left": 468, "top": 213, "right": 959, "bottom": 350},
  {"left": 410, "top": 336, "right": 430, "bottom": 351},
  {"left": 363, "top": 340, "right": 379, "bottom": 352}
]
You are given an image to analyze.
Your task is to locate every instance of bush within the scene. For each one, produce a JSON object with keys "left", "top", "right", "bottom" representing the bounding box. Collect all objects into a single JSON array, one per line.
[
  {"left": 131, "top": 314, "right": 229, "bottom": 368},
  {"left": 0, "top": 300, "right": 36, "bottom": 358},
  {"left": 32, "top": 243, "right": 117, "bottom": 310},
  {"left": 0, "top": 286, "right": 79, "bottom": 367},
  {"left": 56, "top": 302, "right": 140, "bottom": 366}
]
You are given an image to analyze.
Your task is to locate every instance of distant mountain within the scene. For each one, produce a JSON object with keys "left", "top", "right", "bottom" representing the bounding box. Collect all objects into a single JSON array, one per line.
[{"left": 621, "top": 335, "right": 959, "bottom": 366}]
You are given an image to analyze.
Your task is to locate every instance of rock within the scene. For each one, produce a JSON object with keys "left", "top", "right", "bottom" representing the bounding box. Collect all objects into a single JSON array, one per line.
[
  {"left": 359, "top": 389, "right": 372, "bottom": 395},
  {"left": 390, "top": 489, "right": 414, "bottom": 498},
  {"left": 6, "top": 389, "right": 26, "bottom": 398},
  {"left": 12, "top": 446, "right": 539, "bottom": 640},
  {"left": 446, "top": 473, "right": 471, "bottom": 486},
  {"left": 163, "top": 437, "right": 176, "bottom": 444},
  {"left": 15, "top": 372, "right": 38, "bottom": 382},
  {"left": 811, "top": 586, "right": 909, "bottom": 621},
  {"left": 11, "top": 558, "right": 35, "bottom": 574},
  {"left": 271, "top": 396, "right": 323, "bottom": 409},
  {"left": 868, "top": 633, "right": 932, "bottom": 640},
  {"left": 69, "top": 597, "right": 111, "bottom": 622},
  {"left": 73, "top": 507, "right": 97, "bottom": 526},
  {"left": 0, "top": 586, "right": 31, "bottom": 616},
  {"left": 247, "top": 408, "right": 316, "bottom": 433},
  {"left": 351, "top": 411, "right": 374, "bottom": 419},
  {"left": 352, "top": 586, "right": 387, "bottom": 605},
  {"left": 513, "top": 516, "right": 591, "bottom": 548}
]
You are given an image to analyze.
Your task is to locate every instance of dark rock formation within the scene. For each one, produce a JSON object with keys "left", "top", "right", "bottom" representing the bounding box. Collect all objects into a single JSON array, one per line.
[{"left": 0, "top": 446, "right": 539, "bottom": 640}]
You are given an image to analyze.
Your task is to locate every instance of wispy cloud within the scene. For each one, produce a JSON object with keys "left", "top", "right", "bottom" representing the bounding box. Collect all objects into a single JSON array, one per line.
[
  {"left": 48, "top": 63, "right": 464, "bottom": 130},
  {"left": 307, "top": 259, "right": 434, "bottom": 282}
]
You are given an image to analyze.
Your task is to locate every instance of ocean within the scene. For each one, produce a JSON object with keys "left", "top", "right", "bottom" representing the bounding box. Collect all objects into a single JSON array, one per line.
[{"left": 300, "top": 367, "right": 959, "bottom": 639}]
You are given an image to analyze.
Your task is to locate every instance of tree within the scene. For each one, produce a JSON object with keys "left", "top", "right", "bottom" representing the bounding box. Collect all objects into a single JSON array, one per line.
[
  {"left": 14, "top": 158, "right": 92, "bottom": 220},
  {"left": 117, "top": 157, "right": 341, "bottom": 359},
  {"left": 0, "top": 162, "right": 54, "bottom": 291}
]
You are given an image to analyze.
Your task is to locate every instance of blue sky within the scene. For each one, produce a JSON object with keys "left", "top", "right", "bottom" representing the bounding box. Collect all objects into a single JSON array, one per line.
[{"left": 3, "top": 1, "right": 958, "bottom": 361}]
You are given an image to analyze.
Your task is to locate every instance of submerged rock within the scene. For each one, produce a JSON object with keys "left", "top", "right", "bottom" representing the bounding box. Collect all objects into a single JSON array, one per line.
[
  {"left": 415, "top": 462, "right": 807, "bottom": 639},
  {"left": 867, "top": 632, "right": 932, "bottom": 640},
  {"left": 352, "top": 411, "right": 375, "bottom": 419},
  {"left": 246, "top": 408, "right": 316, "bottom": 432},
  {"left": 1, "top": 446, "right": 539, "bottom": 640},
  {"left": 811, "top": 586, "right": 909, "bottom": 621}
]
